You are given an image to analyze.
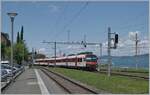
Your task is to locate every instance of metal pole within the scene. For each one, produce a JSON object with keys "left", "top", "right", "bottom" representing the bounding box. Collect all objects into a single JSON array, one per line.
[
  {"left": 108, "top": 27, "right": 111, "bottom": 77},
  {"left": 23, "top": 40, "right": 25, "bottom": 65},
  {"left": 10, "top": 17, "right": 14, "bottom": 81},
  {"left": 100, "top": 43, "right": 102, "bottom": 57},
  {"left": 32, "top": 48, "right": 34, "bottom": 67},
  {"left": 84, "top": 34, "right": 86, "bottom": 43},
  {"left": 7, "top": 12, "right": 18, "bottom": 81},
  {"left": 98, "top": 43, "right": 102, "bottom": 71},
  {"left": 21, "top": 43, "right": 24, "bottom": 68},
  {"left": 135, "top": 33, "right": 138, "bottom": 70},
  {"left": 23, "top": 44, "right": 25, "bottom": 70},
  {"left": 54, "top": 42, "right": 56, "bottom": 67},
  {"left": 67, "top": 30, "right": 70, "bottom": 43}
]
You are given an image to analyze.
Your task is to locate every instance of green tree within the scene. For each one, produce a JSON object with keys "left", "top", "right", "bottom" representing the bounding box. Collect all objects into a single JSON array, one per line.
[
  {"left": 20, "top": 26, "right": 24, "bottom": 41},
  {"left": 14, "top": 43, "right": 23, "bottom": 65},
  {"left": 5, "top": 46, "right": 11, "bottom": 60},
  {"left": 1, "top": 43, "right": 6, "bottom": 60},
  {"left": 14, "top": 25, "right": 29, "bottom": 65},
  {"left": 14, "top": 42, "right": 29, "bottom": 65},
  {"left": 17, "top": 32, "right": 20, "bottom": 43}
]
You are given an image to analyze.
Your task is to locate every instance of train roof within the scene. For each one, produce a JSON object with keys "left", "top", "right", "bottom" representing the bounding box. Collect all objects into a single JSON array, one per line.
[{"left": 36, "top": 54, "right": 96, "bottom": 61}]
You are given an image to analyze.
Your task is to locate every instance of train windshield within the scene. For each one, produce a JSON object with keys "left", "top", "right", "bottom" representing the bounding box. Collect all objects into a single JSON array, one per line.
[{"left": 85, "top": 55, "right": 97, "bottom": 62}]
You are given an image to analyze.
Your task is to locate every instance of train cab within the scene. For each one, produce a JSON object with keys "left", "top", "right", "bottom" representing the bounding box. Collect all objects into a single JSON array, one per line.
[{"left": 84, "top": 54, "right": 98, "bottom": 70}]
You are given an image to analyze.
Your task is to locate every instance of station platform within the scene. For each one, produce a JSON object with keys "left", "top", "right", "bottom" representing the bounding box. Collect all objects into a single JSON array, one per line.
[{"left": 2, "top": 67, "right": 68, "bottom": 94}]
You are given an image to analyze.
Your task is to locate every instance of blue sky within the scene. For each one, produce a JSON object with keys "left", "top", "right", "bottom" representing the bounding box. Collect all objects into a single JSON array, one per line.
[{"left": 2, "top": 1, "right": 149, "bottom": 56}]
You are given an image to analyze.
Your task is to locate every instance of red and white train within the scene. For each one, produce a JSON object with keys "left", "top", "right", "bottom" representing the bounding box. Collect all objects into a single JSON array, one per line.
[{"left": 35, "top": 54, "right": 98, "bottom": 70}]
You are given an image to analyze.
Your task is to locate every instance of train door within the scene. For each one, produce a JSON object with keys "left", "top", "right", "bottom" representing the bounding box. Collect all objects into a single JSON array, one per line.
[{"left": 75, "top": 56, "right": 77, "bottom": 67}]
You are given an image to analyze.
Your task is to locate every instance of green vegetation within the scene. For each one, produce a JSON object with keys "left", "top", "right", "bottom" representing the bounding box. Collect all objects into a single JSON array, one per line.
[
  {"left": 1, "top": 43, "right": 7, "bottom": 59},
  {"left": 50, "top": 67, "right": 149, "bottom": 94},
  {"left": 99, "top": 64, "right": 149, "bottom": 73},
  {"left": 1, "top": 32, "right": 10, "bottom": 60},
  {"left": 14, "top": 25, "right": 29, "bottom": 64},
  {"left": 2, "top": 26, "right": 29, "bottom": 65},
  {"left": 14, "top": 42, "right": 28, "bottom": 65}
]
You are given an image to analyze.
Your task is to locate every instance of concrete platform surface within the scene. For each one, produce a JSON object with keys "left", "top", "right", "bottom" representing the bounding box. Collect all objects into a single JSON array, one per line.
[{"left": 2, "top": 67, "right": 68, "bottom": 94}]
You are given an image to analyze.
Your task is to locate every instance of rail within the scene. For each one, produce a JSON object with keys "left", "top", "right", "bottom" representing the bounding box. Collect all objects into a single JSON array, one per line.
[
  {"left": 96, "top": 70, "right": 149, "bottom": 80},
  {"left": 40, "top": 67, "right": 99, "bottom": 94}
]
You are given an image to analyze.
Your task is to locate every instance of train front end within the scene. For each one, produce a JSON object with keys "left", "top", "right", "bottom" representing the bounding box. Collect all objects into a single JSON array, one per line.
[{"left": 85, "top": 54, "right": 98, "bottom": 70}]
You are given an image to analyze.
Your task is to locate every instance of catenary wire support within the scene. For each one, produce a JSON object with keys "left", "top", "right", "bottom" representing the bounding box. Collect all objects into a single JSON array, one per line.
[
  {"left": 107, "top": 27, "right": 119, "bottom": 77},
  {"left": 42, "top": 40, "right": 102, "bottom": 69}
]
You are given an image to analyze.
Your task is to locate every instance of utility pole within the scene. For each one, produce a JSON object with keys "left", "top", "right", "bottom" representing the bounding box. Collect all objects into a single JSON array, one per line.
[
  {"left": 32, "top": 48, "right": 34, "bottom": 67},
  {"left": 107, "top": 27, "right": 119, "bottom": 77},
  {"left": 100, "top": 43, "right": 102, "bottom": 57},
  {"left": 135, "top": 33, "right": 139, "bottom": 70},
  {"left": 98, "top": 43, "right": 102, "bottom": 71},
  {"left": 82, "top": 34, "right": 87, "bottom": 48},
  {"left": 23, "top": 40, "right": 25, "bottom": 66},
  {"left": 54, "top": 42, "right": 56, "bottom": 67},
  {"left": 67, "top": 30, "right": 70, "bottom": 43},
  {"left": 108, "top": 27, "right": 111, "bottom": 77},
  {"left": 84, "top": 34, "right": 86, "bottom": 43}
]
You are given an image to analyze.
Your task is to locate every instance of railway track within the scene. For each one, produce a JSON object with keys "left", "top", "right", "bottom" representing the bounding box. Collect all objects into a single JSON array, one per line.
[
  {"left": 99, "top": 69, "right": 148, "bottom": 73},
  {"left": 96, "top": 71, "right": 149, "bottom": 80},
  {"left": 40, "top": 67, "right": 99, "bottom": 94}
]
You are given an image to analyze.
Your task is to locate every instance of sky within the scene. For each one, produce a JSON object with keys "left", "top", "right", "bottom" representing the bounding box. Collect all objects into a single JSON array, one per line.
[{"left": 2, "top": 1, "right": 149, "bottom": 57}]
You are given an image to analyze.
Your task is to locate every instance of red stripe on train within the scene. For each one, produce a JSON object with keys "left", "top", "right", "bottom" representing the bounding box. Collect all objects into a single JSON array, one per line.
[{"left": 86, "top": 62, "right": 97, "bottom": 65}]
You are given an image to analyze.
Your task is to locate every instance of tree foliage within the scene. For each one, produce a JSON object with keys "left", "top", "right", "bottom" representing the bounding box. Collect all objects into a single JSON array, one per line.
[
  {"left": 14, "top": 42, "right": 28, "bottom": 65},
  {"left": 1, "top": 43, "right": 6, "bottom": 60},
  {"left": 5, "top": 46, "right": 11, "bottom": 60},
  {"left": 2, "top": 26, "right": 29, "bottom": 65},
  {"left": 35, "top": 53, "right": 46, "bottom": 59},
  {"left": 21, "top": 26, "right": 24, "bottom": 41},
  {"left": 17, "top": 32, "right": 20, "bottom": 43},
  {"left": 1, "top": 32, "right": 11, "bottom": 60}
]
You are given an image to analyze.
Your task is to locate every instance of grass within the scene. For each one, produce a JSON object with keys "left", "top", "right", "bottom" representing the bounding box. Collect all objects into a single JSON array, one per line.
[
  {"left": 49, "top": 67, "right": 149, "bottom": 94},
  {"left": 100, "top": 65, "right": 149, "bottom": 73}
]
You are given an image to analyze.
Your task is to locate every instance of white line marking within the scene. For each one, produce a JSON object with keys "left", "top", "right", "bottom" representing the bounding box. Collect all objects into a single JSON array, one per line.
[{"left": 34, "top": 69, "right": 49, "bottom": 94}]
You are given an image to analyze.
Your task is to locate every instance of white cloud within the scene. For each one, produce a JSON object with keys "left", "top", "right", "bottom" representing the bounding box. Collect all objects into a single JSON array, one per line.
[
  {"left": 38, "top": 48, "right": 46, "bottom": 54},
  {"left": 48, "top": 5, "right": 60, "bottom": 12},
  {"left": 67, "top": 45, "right": 72, "bottom": 49},
  {"left": 129, "top": 31, "right": 140, "bottom": 41},
  {"left": 100, "top": 31, "right": 148, "bottom": 56}
]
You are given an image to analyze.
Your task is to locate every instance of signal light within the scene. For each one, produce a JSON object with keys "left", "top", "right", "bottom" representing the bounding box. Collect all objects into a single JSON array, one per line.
[{"left": 115, "top": 34, "right": 118, "bottom": 44}]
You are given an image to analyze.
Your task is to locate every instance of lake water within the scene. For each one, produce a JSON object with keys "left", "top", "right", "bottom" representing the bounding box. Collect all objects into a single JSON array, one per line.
[{"left": 99, "top": 54, "right": 149, "bottom": 69}]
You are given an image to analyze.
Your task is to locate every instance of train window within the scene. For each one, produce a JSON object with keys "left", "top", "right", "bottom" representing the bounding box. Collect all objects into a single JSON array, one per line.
[
  {"left": 78, "top": 58, "right": 82, "bottom": 62},
  {"left": 65, "top": 59, "right": 68, "bottom": 62},
  {"left": 80, "top": 58, "right": 82, "bottom": 62},
  {"left": 71, "top": 58, "right": 74, "bottom": 62},
  {"left": 85, "top": 56, "right": 97, "bottom": 62},
  {"left": 68, "top": 58, "right": 71, "bottom": 62}
]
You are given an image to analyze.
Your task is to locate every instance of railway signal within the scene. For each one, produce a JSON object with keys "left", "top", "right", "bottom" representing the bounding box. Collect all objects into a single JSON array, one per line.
[
  {"left": 108, "top": 27, "right": 119, "bottom": 77},
  {"left": 114, "top": 34, "right": 118, "bottom": 49},
  {"left": 81, "top": 41, "right": 87, "bottom": 48}
]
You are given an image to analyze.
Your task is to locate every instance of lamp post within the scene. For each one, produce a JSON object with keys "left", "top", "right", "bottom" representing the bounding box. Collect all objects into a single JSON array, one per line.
[
  {"left": 23, "top": 40, "right": 25, "bottom": 66},
  {"left": 7, "top": 12, "right": 18, "bottom": 81}
]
